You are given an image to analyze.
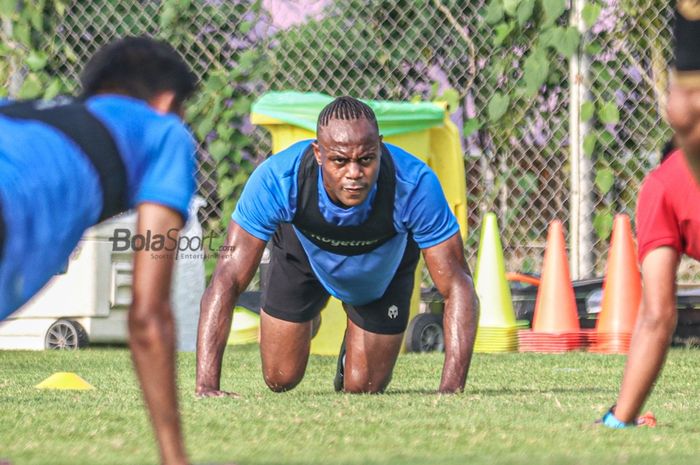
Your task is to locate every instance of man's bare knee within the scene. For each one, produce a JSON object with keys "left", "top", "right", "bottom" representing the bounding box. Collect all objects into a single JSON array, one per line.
[
  {"left": 343, "top": 372, "right": 391, "bottom": 394},
  {"left": 263, "top": 367, "right": 305, "bottom": 392}
]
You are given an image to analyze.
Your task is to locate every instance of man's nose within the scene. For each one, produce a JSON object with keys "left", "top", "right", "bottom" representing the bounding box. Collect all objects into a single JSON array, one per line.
[{"left": 345, "top": 161, "right": 363, "bottom": 179}]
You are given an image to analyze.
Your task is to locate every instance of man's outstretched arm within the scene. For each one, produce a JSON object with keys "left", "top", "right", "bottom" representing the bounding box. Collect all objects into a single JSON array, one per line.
[
  {"left": 196, "top": 220, "right": 266, "bottom": 397},
  {"left": 611, "top": 247, "right": 679, "bottom": 424},
  {"left": 129, "top": 202, "right": 187, "bottom": 465},
  {"left": 422, "top": 233, "right": 479, "bottom": 394}
]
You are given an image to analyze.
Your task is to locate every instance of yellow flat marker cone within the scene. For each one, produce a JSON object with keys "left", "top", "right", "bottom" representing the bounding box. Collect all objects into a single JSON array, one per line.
[
  {"left": 35, "top": 372, "right": 95, "bottom": 390},
  {"left": 474, "top": 213, "right": 516, "bottom": 329}
]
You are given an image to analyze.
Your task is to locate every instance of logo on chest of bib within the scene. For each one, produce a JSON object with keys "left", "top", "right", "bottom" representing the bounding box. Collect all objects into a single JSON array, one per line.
[{"left": 305, "top": 231, "right": 381, "bottom": 248}]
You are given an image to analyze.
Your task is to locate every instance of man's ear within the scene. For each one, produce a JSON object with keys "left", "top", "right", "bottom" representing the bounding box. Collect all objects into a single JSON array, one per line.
[
  {"left": 148, "top": 91, "right": 177, "bottom": 115},
  {"left": 312, "top": 140, "right": 322, "bottom": 166}
]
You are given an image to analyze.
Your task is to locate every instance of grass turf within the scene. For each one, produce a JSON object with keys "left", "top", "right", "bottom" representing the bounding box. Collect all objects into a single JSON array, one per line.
[{"left": 1, "top": 345, "right": 699, "bottom": 465}]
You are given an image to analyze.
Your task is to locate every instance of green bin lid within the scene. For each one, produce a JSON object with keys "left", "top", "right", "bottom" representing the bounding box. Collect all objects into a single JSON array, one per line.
[{"left": 251, "top": 91, "right": 446, "bottom": 136}]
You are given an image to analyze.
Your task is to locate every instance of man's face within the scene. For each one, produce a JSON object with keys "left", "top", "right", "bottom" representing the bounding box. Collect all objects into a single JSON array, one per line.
[{"left": 312, "top": 118, "right": 382, "bottom": 208}]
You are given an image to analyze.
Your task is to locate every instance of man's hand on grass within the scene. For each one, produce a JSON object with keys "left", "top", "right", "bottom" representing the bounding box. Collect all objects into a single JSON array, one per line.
[{"left": 195, "top": 387, "right": 241, "bottom": 399}]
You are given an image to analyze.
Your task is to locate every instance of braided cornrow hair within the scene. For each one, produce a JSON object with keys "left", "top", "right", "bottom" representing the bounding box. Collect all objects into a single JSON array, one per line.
[{"left": 317, "top": 96, "right": 378, "bottom": 130}]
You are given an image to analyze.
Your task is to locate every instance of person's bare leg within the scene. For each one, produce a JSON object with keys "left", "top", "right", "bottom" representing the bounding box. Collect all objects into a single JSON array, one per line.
[
  {"left": 342, "top": 318, "right": 403, "bottom": 393},
  {"left": 259, "top": 309, "right": 313, "bottom": 392}
]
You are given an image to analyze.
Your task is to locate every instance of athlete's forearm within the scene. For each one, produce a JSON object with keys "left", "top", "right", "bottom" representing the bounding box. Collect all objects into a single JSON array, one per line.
[
  {"left": 195, "top": 283, "right": 238, "bottom": 392},
  {"left": 196, "top": 224, "right": 266, "bottom": 395},
  {"left": 129, "top": 302, "right": 187, "bottom": 465},
  {"left": 439, "top": 279, "right": 479, "bottom": 393},
  {"left": 613, "top": 305, "right": 676, "bottom": 423}
]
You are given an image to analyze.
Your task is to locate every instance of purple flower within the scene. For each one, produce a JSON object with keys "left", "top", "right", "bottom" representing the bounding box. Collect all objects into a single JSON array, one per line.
[
  {"left": 465, "top": 93, "right": 476, "bottom": 119},
  {"left": 262, "top": 0, "right": 331, "bottom": 30},
  {"left": 591, "top": 0, "right": 620, "bottom": 35},
  {"left": 615, "top": 89, "right": 626, "bottom": 106},
  {"left": 624, "top": 66, "right": 643, "bottom": 85},
  {"left": 427, "top": 64, "right": 450, "bottom": 94},
  {"left": 239, "top": 116, "right": 255, "bottom": 135},
  {"left": 228, "top": 37, "right": 250, "bottom": 50},
  {"left": 530, "top": 116, "right": 547, "bottom": 146}
]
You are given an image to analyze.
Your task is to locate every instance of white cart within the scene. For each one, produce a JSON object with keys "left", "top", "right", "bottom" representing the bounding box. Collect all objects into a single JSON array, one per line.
[{"left": 0, "top": 199, "right": 206, "bottom": 351}]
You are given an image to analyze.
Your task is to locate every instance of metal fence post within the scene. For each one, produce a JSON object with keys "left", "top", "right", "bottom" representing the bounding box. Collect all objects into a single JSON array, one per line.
[
  {"left": 569, "top": 0, "right": 594, "bottom": 279},
  {"left": 2, "top": 17, "right": 24, "bottom": 98}
]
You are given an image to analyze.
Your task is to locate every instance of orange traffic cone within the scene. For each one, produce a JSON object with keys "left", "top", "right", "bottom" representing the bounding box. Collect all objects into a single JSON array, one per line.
[
  {"left": 532, "top": 220, "right": 580, "bottom": 332},
  {"left": 519, "top": 220, "right": 585, "bottom": 352},
  {"left": 590, "top": 214, "right": 642, "bottom": 354}
]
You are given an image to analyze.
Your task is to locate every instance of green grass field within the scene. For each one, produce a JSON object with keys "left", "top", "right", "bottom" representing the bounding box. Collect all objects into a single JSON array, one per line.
[{"left": 1, "top": 345, "right": 699, "bottom": 465}]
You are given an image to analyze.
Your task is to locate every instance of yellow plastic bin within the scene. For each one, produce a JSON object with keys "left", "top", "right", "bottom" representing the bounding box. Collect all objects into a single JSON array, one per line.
[
  {"left": 228, "top": 307, "right": 260, "bottom": 345},
  {"left": 249, "top": 91, "right": 467, "bottom": 355}
]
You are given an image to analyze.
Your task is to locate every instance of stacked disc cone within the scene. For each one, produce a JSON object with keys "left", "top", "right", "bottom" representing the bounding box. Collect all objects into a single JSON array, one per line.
[
  {"left": 589, "top": 214, "right": 641, "bottom": 354},
  {"left": 519, "top": 220, "right": 586, "bottom": 352},
  {"left": 473, "top": 213, "right": 519, "bottom": 352}
]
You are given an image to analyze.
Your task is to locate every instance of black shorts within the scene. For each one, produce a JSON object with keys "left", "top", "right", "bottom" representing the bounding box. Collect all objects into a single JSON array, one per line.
[{"left": 260, "top": 224, "right": 420, "bottom": 335}]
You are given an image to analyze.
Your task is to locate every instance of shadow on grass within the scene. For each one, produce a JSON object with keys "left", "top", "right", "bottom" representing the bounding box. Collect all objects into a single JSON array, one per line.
[
  {"left": 283, "top": 388, "right": 438, "bottom": 395},
  {"left": 467, "top": 386, "right": 616, "bottom": 396},
  {"left": 373, "top": 388, "right": 438, "bottom": 395},
  {"left": 294, "top": 387, "right": 612, "bottom": 396},
  {"left": 257, "top": 383, "right": 621, "bottom": 396},
  {"left": 341, "top": 386, "right": 616, "bottom": 396}
]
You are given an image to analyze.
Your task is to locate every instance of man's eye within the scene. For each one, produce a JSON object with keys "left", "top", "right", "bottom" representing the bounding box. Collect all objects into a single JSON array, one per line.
[
  {"left": 332, "top": 158, "right": 347, "bottom": 165},
  {"left": 360, "top": 157, "right": 374, "bottom": 165}
]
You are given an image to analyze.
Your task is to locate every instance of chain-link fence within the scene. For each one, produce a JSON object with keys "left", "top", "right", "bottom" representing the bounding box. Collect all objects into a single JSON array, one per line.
[{"left": 3, "top": 0, "right": 695, "bottom": 281}]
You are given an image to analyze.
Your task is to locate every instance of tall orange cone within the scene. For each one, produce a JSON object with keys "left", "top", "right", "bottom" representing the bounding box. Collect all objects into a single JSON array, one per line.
[
  {"left": 590, "top": 214, "right": 642, "bottom": 354},
  {"left": 532, "top": 220, "right": 579, "bottom": 332},
  {"left": 519, "top": 220, "right": 585, "bottom": 352}
]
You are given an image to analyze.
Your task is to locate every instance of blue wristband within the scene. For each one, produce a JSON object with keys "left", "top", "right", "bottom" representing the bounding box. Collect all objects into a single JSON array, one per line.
[{"left": 601, "top": 411, "right": 636, "bottom": 429}]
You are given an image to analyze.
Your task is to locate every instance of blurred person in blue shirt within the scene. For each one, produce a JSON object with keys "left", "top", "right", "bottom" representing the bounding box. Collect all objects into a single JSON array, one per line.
[{"left": 0, "top": 36, "right": 199, "bottom": 465}]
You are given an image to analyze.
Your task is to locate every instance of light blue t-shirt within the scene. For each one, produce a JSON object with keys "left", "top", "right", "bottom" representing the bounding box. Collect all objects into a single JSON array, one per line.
[
  {"left": 233, "top": 140, "right": 459, "bottom": 305},
  {"left": 0, "top": 95, "right": 196, "bottom": 318}
]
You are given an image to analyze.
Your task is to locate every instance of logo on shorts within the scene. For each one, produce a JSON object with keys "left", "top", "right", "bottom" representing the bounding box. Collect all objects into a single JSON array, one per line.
[
  {"left": 678, "top": 0, "right": 700, "bottom": 20},
  {"left": 387, "top": 305, "right": 398, "bottom": 319}
]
